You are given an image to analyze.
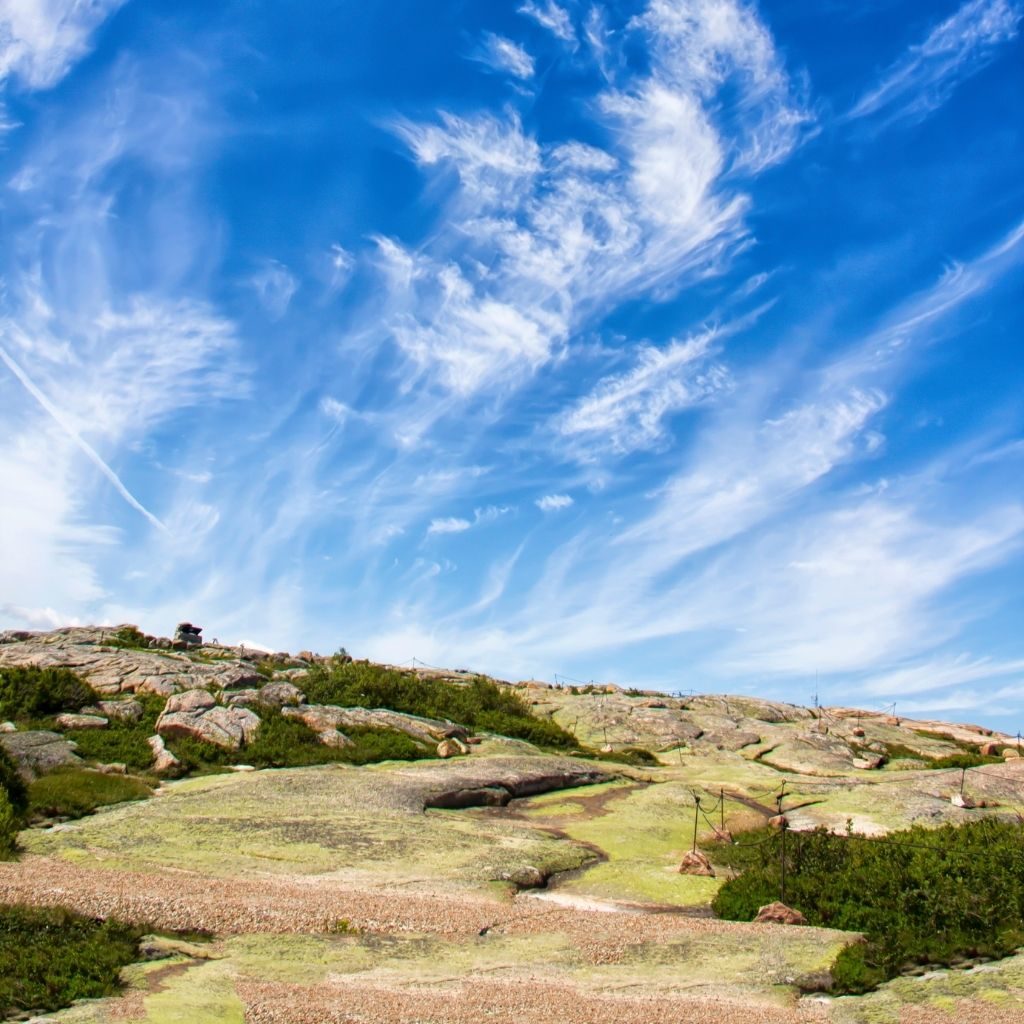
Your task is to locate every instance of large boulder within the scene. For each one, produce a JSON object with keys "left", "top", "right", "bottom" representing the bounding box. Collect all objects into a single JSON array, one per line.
[
  {"left": 256, "top": 682, "right": 305, "bottom": 707},
  {"left": 0, "top": 730, "right": 82, "bottom": 780},
  {"left": 156, "top": 694, "right": 260, "bottom": 750}
]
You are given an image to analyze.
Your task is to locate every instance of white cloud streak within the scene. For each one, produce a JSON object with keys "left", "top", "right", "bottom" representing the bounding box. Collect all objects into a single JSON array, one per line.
[
  {"left": 0, "top": 0, "right": 126, "bottom": 89},
  {"left": 475, "top": 32, "right": 535, "bottom": 79},
  {"left": 518, "top": 0, "right": 575, "bottom": 44},
  {"left": 849, "top": 0, "right": 1022, "bottom": 126},
  {"left": 536, "top": 493, "right": 573, "bottom": 511}
]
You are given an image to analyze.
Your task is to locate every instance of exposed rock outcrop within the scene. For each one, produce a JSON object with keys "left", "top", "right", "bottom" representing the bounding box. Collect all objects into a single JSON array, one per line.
[
  {"left": 282, "top": 705, "right": 466, "bottom": 745},
  {"left": 54, "top": 713, "right": 108, "bottom": 730},
  {"left": 147, "top": 735, "right": 183, "bottom": 776},
  {"left": 0, "top": 730, "right": 81, "bottom": 780},
  {"left": 156, "top": 693, "right": 260, "bottom": 750}
]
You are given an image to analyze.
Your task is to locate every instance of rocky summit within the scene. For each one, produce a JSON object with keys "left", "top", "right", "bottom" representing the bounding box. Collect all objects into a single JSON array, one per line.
[{"left": 0, "top": 625, "right": 1023, "bottom": 1024}]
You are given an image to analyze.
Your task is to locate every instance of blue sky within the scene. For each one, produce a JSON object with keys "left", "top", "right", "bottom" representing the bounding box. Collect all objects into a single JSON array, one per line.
[{"left": 1, "top": 1, "right": 1022, "bottom": 729}]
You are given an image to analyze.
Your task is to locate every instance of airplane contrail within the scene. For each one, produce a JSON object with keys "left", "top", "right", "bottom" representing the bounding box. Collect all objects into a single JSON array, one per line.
[{"left": 0, "top": 343, "right": 166, "bottom": 531}]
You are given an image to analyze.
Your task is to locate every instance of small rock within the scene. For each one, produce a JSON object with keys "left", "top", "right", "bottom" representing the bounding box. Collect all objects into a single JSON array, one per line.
[
  {"left": 600, "top": 743, "right": 613, "bottom": 753},
  {"left": 54, "top": 713, "right": 108, "bottom": 730},
  {"left": 0, "top": 722, "right": 16, "bottom": 733},
  {"left": 678, "top": 850, "right": 715, "bottom": 877},
  {"left": 754, "top": 902, "right": 807, "bottom": 926},
  {"left": 980, "top": 741, "right": 1003, "bottom": 757},
  {"left": 498, "top": 865, "right": 546, "bottom": 888},
  {"left": 466, "top": 736, "right": 483, "bottom": 745},
  {"left": 98, "top": 763, "right": 128, "bottom": 775},
  {"left": 230, "top": 764, "right": 256, "bottom": 772},
  {"left": 951, "top": 793, "right": 976, "bottom": 809},
  {"left": 710, "top": 828, "right": 733, "bottom": 844},
  {"left": 768, "top": 814, "right": 788, "bottom": 829},
  {"left": 437, "top": 739, "right": 464, "bottom": 758},
  {"left": 147, "top": 735, "right": 183, "bottom": 776},
  {"left": 852, "top": 755, "right": 884, "bottom": 770},
  {"left": 851, "top": 726, "right": 866, "bottom": 738},
  {"left": 1003, "top": 749, "right": 1021, "bottom": 759},
  {"left": 317, "top": 729, "right": 353, "bottom": 749}
]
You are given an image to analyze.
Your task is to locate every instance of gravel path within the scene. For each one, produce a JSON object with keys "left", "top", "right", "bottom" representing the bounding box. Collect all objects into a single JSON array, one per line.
[
  {"left": 238, "top": 979, "right": 828, "bottom": 1024},
  {"left": 0, "top": 855, "right": 813, "bottom": 953}
]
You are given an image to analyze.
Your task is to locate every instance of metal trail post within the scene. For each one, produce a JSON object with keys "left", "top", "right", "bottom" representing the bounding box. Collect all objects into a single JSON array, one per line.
[
  {"left": 780, "top": 819, "right": 787, "bottom": 905},
  {"left": 720, "top": 789, "right": 725, "bottom": 832},
  {"left": 692, "top": 794, "right": 701, "bottom": 853}
]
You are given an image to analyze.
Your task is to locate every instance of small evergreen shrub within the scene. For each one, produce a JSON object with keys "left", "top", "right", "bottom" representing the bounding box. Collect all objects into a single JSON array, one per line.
[
  {"left": 0, "top": 904, "right": 142, "bottom": 1016},
  {"left": 710, "top": 819, "right": 1024, "bottom": 993},
  {"left": 104, "top": 626, "right": 150, "bottom": 650},
  {"left": 65, "top": 695, "right": 163, "bottom": 772},
  {"left": 28, "top": 769, "right": 151, "bottom": 820},
  {"left": 0, "top": 791, "right": 18, "bottom": 860},
  {"left": 0, "top": 666, "right": 95, "bottom": 720},
  {"left": 0, "top": 745, "right": 27, "bottom": 818}
]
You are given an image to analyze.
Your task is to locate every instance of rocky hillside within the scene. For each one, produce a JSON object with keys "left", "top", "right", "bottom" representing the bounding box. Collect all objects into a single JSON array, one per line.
[{"left": 1, "top": 624, "right": 1023, "bottom": 1024}]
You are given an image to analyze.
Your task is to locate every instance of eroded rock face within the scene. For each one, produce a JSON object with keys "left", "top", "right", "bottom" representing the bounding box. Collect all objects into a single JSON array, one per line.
[
  {"left": 156, "top": 698, "right": 261, "bottom": 750},
  {"left": 0, "top": 730, "right": 81, "bottom": 780},
  {"left": 282, "top": 705, "right": 465, "bottom": 745},
  {"left": 148, "top": 735, "right": 182, "bottom": 776},
  {"left": 256, "top": 682, "right": 305, "bottom": 707},
  {"left": 0, "top": 625, "right": 265, "bottom": 697}
]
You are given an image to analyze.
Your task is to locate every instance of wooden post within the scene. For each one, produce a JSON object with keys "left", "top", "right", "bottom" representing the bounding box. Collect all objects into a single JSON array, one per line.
[{"left": 692, "top": 794, "right": 701, "bottom": 853}]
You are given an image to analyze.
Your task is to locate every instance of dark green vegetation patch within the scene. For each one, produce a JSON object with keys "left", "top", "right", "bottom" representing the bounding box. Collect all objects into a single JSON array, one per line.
[
  {"left": 0, "top": 904, "right": 142, "bottom": 1018},
  {"left": 0, "top": 665, "right": 95, "bottom": 721},
  {"left": 710, "top": 818, "right": 1024, "bottom": 993},
  {"left": 305, "top": 658, "right": 577, "bottom": 749},
  {"left": 28, "top": 769, "right": 152, "bottom": 820}
]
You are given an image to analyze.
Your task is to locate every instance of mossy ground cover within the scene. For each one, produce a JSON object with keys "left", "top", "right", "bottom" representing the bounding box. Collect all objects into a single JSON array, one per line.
[
  {"left": 22, "top": 923, "right": 852, "bottom": 1024},
  {"left": 20, "top": 761, "right": 597, "bottom": 888}
]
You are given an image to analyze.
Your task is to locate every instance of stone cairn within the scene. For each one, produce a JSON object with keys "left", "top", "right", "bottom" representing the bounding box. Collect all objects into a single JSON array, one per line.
[{"left": 173, "top": 622, "right": 203, "bottom": 649}]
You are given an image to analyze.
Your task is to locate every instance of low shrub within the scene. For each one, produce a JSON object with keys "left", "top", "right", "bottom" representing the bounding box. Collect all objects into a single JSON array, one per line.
[
  {"left": 304, "top": 660, "right": 577, "bottom": 748},
  {"left": 0, "top": 745, "right": 27, "bottom": 819},
  {"left": 0, "top": 666, "right": 95, "bottom": 721},
  {"left": 590, "top": 747, "right": 660, "bottom": 767},
  {"left": 0, "top": 791, "right": 18, "bottom": 860},
  {"left": 28, "top": 769, "right": 152, "bottom": 820},
  {"left": 65, "top": 695, "right": 163, "bottom": 773},
  {"left": 104, "top": 626, "right": 150, "bottom": 650},
  {"left": 0, "top": 903, "right": 142, "bottom": 1017},
  {"left": 710, "top": 818, "right": 1024, "bottom": 993}
]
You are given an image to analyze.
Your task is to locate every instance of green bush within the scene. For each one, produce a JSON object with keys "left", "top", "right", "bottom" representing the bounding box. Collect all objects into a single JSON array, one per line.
[
  {"left": 0, "top": 666, "right": 95, "bottom": 720},
  {"left": 0, "top": 904, "right": 142, "bottom": 1016},
  {"left": 65, "top": 695, "right": 163, "bottom": 772},
  {"left": 927, "top": 752, "right": 1003, "bottom": 770},
  {"left": 28, "top": 769, "right": 152, "bottom": 820},
  {"left": 0, "top": 791, "right": 18, "bottom": 860},
  {"left": 0, "top": 745, "right": 27, "bottom": 818},
  {"left": 304, "top": 660, "right": 576, "bottom": 748},
  {"left": 590, "top": 747, "right": 660, "bottom": 767},
  {"left": 710, "top": 819, "right": 1024, "bottom": 993},
  {"left": 104, "top": 626, "right": 150, "bottom": 650}
]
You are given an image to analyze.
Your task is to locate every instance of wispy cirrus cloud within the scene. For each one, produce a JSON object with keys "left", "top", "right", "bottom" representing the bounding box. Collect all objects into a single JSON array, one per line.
[
  {"left": 0, "top": 0, "right": 126, "bottom": 89},
  {"left": 848, "top": 0, "right": 1022, "bottom": 127},
  {"left": 375, "top": 0, "right": 811, "bottom": 401},
  {"left": 558, "top": 326, "right": 731, "bottom": 457},
  {"left": 474, "top": 32, "right": 535, "bottom": 80},
  {"left": 518, "top": 0, "right": 575, "bottom": 44}
]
